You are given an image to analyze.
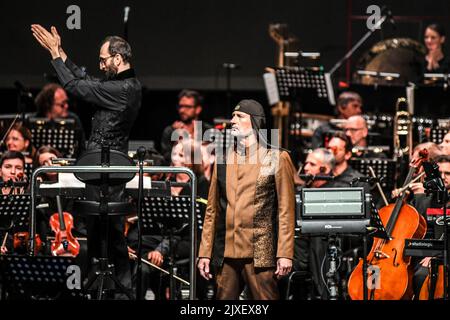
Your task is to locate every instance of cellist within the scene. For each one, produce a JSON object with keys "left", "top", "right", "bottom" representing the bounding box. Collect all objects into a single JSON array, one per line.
[{"left": 412, "top": 155, "right": 450, "bottom": 298}]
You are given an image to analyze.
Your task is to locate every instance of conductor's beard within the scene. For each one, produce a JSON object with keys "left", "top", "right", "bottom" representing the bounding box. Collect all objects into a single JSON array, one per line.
[{"left": 104, "top": 63, "right": 119, "bottom": 80}]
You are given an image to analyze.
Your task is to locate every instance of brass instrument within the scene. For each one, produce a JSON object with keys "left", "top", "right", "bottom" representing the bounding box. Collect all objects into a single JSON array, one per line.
[{"left": 393, "top": 97, "right": 413, "bottom": 161}]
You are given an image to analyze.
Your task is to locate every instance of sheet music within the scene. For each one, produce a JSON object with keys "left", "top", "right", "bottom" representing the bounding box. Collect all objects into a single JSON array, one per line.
[
  {"left": 263, "top": 72, "right": 280, "bottom": 105},
  {"left": 39, "top": 173, "right": 151, "bottom": 189}
]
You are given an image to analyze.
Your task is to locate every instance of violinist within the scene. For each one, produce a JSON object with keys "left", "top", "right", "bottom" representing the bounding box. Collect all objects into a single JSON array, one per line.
[
  {"left": 5, "top": 124, "right": 35, "bottom": 164},
  {"left": 0, "top": 151, "right": 26, "bottom": 255},
  {"left": 33, "top": 146, "right": 87, "bottom": 257},
  {"left": 440, "top": 131, "right": 450, "bottom": 156},
  {"left": 0, "top": 151, "right": 26, "bottom": 195}
]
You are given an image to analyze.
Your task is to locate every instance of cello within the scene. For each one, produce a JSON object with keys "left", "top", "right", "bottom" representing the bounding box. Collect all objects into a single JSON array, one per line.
[
  {"left": 49, "top": 195, "right": 80, "bottom": 257},
  {"left": 348, "top": 149, "right": 429, "bottom": 300}
]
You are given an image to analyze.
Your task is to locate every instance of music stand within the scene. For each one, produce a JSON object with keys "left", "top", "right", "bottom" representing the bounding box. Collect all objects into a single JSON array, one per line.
[
  {"left": 73, "top": 146, "right": 135, "bottom": 300},
  {"left": 430, "top": 127, "right": 449, "bottom": 145},
  {"left": 140, "top": 195, "right": 204, "bottom": 299},
  {"left": 0, "top": 194, "right": 30, "bottom": 231},
  {"left": 0, "top": 255, "right": 83, "bottom": 300},
  {"left": 28, "top": 117, "right": 77, "bottom": 157},
  {"left": 349, "top": 158, "right": 397, "bottom": 192}
]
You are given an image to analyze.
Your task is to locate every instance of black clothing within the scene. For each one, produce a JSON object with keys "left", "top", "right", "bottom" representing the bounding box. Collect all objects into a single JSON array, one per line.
[
  {"left": 422, "top": 55, "right": 450, "bottom": 75},
  {"left": 51, "top": 58, "right": 141, "bottom": 153},
  {"left": 51, "top": 57, "right": 142, "bottom": 295}
]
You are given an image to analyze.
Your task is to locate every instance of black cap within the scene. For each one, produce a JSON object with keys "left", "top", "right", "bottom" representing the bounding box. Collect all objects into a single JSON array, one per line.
[{"left": 234, "top": 99, "right": 266, "bottom": 131}]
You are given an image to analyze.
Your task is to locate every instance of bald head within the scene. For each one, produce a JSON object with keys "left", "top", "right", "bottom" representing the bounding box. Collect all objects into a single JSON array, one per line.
[{"left": 344, "top": 115, "right": 368, "bottom": 146}]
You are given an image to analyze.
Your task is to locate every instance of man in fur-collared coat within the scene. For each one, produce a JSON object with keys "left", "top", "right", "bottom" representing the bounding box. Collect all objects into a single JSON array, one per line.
[{"left": 198, "top": 99, "right": 295, "bottom": 300}]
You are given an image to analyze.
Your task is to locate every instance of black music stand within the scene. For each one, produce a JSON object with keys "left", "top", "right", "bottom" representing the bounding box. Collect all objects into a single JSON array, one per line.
[
  {"left": 0, "top": 255, "right": 83, "bottom": 300},
  {"left": 274, "top": 67, "right": 335, "bottom": 161},
  {"left": 73, "top": 146, "right": 136, "bottom": 300},
  {"left": 349, "top": 158, "right": 397, "bottom": 192},
  {"left": 140, "top": 195, "right": 204, "bottom": 300},
  {"left": 430, "top": 128, "right": 449, "bottom": 145},
  {"left": 0, "top": 194, "right": 30, "bottom": 232},
  {"left": 28, "top": 117, "right": 77, "bottom": 157}
]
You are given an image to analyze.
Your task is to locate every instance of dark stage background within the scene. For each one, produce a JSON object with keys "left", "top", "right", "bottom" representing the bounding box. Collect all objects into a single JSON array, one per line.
[{"left": 0, "top": 0, "right": 449, "bottom": 148}]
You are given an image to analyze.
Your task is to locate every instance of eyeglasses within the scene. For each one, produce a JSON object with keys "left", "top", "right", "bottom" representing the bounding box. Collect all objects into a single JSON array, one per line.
[
  {"left": 54, "top": 100, "right": 69, "bottom": 108},
  {"left": 344, "top": 127, "right": 364, "bottom": 133},
  {"left": 327, "top": 146, "right": 344, "bottom": 155},
  {"left": 99, "top": 55, "right": 115, "bottom": 65},
  {"left": 177, "top": 104, "right": 196, "bottom": 110}
]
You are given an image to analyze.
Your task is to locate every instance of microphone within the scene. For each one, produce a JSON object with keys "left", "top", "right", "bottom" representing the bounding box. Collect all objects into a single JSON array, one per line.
[
  {"left": 124, "top": 6, "right": 130, "bottom": 23},
  {"left": 350, "top": 176, "right": 384, "bottom": 186},
  {"left": 14, "top": 81, "right": 33, "bottom": 98},
  {"left": 299, "top": 174, "right": 335, "bottom": 182},
  {"left": 137, "top": 146, "right": 147, "bottom": 164},
  {"left": 222, "top": 63, "right": 241, "bottom": 70}
]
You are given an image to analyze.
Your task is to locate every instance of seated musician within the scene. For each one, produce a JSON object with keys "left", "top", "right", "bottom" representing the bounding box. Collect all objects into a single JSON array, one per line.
[
  {"left": 440, "top": 131, "right": 450, "bottom": 155},
  {"left": 5, "top": 124, "right": 35, "bottom": 164},
  {"left": 311, "top": 91, "right": 363, "bottom": 148},
  {"left": 33, "top": 145, "right": 87, "bottom": 258},
  {"left": 422, "top": 23, "right": 450, "bottom": 75},
  {"left": 169, "top": 139, "right": 210, "bottom": 199},
  {"left": 0, "top": 151, "right": 26, "bottom": 254},
  {"left": 33, "top": 83, "right": 86, "bottom": 157},
  {"left": 411, "top": 155, "right": 450, "bottom": 298},
  {"left": 294, "top": 148, "right": 337, "bottom": 299},
  {"left": 327, "top": 132, "right": 365, "bottom": 187},
  {"left": 344, "top": 115, "right": 387, "bottom": 158}
]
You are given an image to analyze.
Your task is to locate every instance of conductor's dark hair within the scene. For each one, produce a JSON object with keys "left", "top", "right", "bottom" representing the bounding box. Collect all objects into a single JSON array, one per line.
[
  {"left": 435, "top": 154, "right": 450, "bottom": 164},
  {"left": 178, "top": 89, "right": 204, "bottom": 107},
  {"left": 426, "top": 23, "right": 446, "bottom": 38},
  {"left": 101, "top": 36, "right": 132, "bottom": 63}
]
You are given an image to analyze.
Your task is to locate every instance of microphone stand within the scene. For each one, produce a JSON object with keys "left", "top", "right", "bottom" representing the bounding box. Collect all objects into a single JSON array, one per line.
[
  {"left": 329, "top": 7, "right": 391, "bottom": 76},
  {"left": 135, "top": 146, "right": 146, "bottom": 300}
]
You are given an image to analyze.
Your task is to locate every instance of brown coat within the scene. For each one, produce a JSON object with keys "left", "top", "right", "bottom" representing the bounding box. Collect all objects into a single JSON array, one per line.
[{"left": 198, "top": 145, "right": 295, "bottom": 268}]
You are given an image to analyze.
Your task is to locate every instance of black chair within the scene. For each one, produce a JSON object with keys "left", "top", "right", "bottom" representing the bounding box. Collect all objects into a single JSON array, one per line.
[{"left": 74, "top": 146, "right": 136, "bottom": 300}]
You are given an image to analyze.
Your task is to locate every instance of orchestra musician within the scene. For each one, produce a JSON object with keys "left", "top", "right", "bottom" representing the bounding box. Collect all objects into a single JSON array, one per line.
[
  {"left": 33, "top": 83, "right": 86, "bottom": 157},
  {"left": 440, "top": 131, "right": 450, "bottom": 155},
  {"left": 5, "top": 124, "right": 35, "bottom": 164},
  {"left": 311, "top": 91, "right": 363, "bottom": 148},
  {"left": 0, "top": 151, "right": 26, "bottom": 255},
  {"left": 423, "top": 23, "right": 450, "bottom": 74}
]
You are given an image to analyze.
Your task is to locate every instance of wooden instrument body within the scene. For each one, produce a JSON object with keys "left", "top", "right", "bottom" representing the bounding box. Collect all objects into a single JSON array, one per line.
[
  {"left": 419, "top": 265, "right": 445, "bottom": 300},
  {"left": 49, "top": 211, "right": 80, "bottom": 257},
  {"left": 348, "top": 203, "right": 427, "bottom": 300}
]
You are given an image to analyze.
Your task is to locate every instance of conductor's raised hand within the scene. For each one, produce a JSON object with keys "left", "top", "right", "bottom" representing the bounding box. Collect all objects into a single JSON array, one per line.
[{"left": 31, "top": 24, "right": 60, "bottom": 59}]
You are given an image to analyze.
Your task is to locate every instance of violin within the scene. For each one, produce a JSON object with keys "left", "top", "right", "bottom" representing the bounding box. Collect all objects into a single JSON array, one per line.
[
  {"left": 49, "top": 195, "right": 80, "bottom": 257},
  {"left": 348, "top": 149, "right": 429, "bottom": 300},
  {"left": 13, "top": 232, "right": 42, "bottom": 255}
]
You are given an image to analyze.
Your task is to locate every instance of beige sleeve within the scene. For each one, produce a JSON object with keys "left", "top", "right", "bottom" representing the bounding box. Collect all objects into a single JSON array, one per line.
[
  {"left": 275, "top": 151, "right": 296, "bottom": 259},
  {"left": 198, "top": 162, "right": 219, "bottom": 258}
]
